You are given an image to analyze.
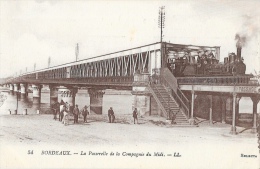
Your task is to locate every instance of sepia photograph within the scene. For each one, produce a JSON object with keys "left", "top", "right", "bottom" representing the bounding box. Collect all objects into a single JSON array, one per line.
[{"left": 0, "top": 0, "right": 259, "bottom": 168}]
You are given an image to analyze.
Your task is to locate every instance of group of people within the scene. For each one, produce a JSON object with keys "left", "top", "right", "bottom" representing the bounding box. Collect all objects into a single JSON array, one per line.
[
  {"left": 53, "top": 100, "right": 89, "bottom": 125},
  {"left": 107, "top": 107, "right": 138, "bottom": 124},
  {"left": 52, "top": 101, "right": 151, "bottom": 125}
]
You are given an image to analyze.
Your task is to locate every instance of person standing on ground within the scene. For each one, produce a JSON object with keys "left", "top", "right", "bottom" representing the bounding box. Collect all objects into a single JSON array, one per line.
[
  {"left": 59, "top": 104, "right": 65, "bottom": 122},
  {"left": 133, "top": 108, "right": 138, "bottom": 124},
  {"left": 81, "top": 105, "right": 89, "bottom": 123},
  {"left": 171, "top": 110, "right": 177, "bottom": 124},
  {"left": 108, "top": 107, "right": 113, "bottom": 123},
  {"left": 111, "top": 108, "right": 115, "bottom": 123},
  {"left": 63, "top": 105, "right": 69, "bottom": 125},
  {"left": 53, "top": 102, "right": 59, "bottom": 120},
  {"left": 58, "top": 100, "right": 64, "bottom": 121},
  {"left": 73, "top": 104, "right": 79, "bottom": 124}
]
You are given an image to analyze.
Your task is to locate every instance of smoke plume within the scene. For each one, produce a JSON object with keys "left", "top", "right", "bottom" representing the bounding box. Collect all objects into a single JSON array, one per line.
[
  {"left": 235, "top": 15, "right": 260, "bottom": 47},
  {"left": 235, "top": 34, "right": 246, "bottom": 48}
]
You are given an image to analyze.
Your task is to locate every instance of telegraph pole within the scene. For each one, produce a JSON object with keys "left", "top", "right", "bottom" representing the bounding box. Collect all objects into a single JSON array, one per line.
[
  {"left": 158, "top": 6, "right": 165, "bottom": 42},
  {"left": 75, "top": 43, "right": 79, "bottom": 61},
  {"left": 48, "top": 56, "right": 51, "bottom": 68},
  {"left": 34, "top": 63, "right": 36, "bottom": 71}
]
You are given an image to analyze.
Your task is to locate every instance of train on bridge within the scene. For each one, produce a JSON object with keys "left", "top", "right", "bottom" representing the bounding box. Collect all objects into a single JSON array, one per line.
[{"left": 167, "top": 45, "right": 246, "bottom": 77}]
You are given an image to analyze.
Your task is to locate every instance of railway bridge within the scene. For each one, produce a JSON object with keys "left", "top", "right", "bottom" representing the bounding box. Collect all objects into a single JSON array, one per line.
[{"left": 1, "top": 42, "right": 259, "bottom": 134}]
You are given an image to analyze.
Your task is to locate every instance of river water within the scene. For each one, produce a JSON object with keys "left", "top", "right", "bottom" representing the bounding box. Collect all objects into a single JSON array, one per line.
[
  {"left": 0, "top": 89, "right": 259, "bottom": 115},
  {"left": 0, "top": 90, "right": 133, "bottom": 115}
]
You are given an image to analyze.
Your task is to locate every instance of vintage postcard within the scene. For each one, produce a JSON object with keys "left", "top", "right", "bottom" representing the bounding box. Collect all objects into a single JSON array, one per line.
[{"left": 0, "top": 0, "right": 259, "bottom": 169}]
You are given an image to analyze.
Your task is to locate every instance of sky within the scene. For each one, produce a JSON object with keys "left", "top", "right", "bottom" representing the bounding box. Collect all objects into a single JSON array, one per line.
[{"left": 0, "top": 0, "right": 260, "bottom": 78}]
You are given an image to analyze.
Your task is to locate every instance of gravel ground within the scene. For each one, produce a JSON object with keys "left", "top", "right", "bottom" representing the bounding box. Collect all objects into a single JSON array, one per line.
[{"left": 0, "top": 113, "right": 259, "bottom": 169}]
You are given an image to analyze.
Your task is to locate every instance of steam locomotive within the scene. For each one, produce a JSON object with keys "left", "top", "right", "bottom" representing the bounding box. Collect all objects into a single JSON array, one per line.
[{"left": 167, "top": 47, "right": 246, "bottom": 77}]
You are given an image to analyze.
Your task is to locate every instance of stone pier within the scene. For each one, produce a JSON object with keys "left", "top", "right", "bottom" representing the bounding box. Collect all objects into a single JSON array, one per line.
[
  {"left": 58, "top": 86, "right": 78, "bottom": 109},
  {"left": 132, "top": 72, "right": 151, "bottom": 116},
  {"left": 49, "top": 85, "right": 58, "bottom": 106},
  {"left": 20, "top": 83, "right": 28, "bottom": 100},
  {"left": 9, "top": 84, "right": 14, "bottom": 94},
  {"left": 88, "top": 88, "right": 105, "bottom": 114},
  {"left": 32, "top": 84, "right": 42, "bottom": 104},
  {"left": 13, "top": 84, "right": 19, "bottom": 93}
]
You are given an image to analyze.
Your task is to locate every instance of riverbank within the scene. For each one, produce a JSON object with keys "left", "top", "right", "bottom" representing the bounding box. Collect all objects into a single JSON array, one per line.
[
  {"left": 0, "top": 113, "right": 257, "bottom": 145},
  {"left": 0, "top": 113, "right": 258, "bottom": 169}
]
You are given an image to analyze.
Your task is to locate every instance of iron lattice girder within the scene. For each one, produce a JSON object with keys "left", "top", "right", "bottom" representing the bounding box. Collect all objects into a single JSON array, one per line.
[{"left": 67, "top": 50, "right": 153, "bottom": 79}]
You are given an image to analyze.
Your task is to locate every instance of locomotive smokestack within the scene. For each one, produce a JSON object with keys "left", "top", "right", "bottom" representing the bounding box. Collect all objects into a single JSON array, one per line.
[
  {"left": 237, "top": 46, "right": 241, "bottom": 61},
  {"left": 235, "top": 34, "right": 245, "bottom": 61}
]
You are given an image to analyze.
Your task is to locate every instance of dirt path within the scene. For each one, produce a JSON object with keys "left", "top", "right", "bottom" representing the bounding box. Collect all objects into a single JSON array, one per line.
[{"left": 0, "top": 114, "right": 259, "bottom": 169}]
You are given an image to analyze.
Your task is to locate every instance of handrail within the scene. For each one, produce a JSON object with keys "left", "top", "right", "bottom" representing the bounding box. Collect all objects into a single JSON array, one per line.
[
  {"left": 176, "top": 74, "right": 255, "bottom": 86},
  {"left": 161, "top": 68, "right": 178, "bottom": 93},
  {"left": 158, "top": 68, "right": 190, "bottom": 118},
  {"left": 147, "top": 83, "right": 168, "bottom": 118}
]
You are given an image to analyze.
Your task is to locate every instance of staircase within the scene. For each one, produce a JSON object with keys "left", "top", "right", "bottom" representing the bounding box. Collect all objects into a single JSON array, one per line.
[{"left": 150, "top": 84, "right": 190, "bottom": 125}]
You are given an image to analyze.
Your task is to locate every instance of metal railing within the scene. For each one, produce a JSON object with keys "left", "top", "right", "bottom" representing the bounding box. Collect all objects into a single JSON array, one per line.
[
  {"left": 150, "top": 68, "right": 190, "bottom": 118},
  {"left": 157, "top": 68, "right": 190, "bottom": 118},
  {"left": 159, "top": 75, "right": 190, "bottom": 118},
  {"left": 147, "top": 83, "right": 168, "bottom": 118},
  {"left": 176, "top": 75, "right": 254, "bottom": 86}
]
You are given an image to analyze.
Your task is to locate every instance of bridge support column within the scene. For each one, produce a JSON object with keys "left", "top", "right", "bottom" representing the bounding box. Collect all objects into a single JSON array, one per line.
[
  {"left": 88, "top": 89, "right": 105, "bottom": 114},
  {"left": 32, "top": 84, "right": 42, "bottom": 104},
  {"left": 13, "top": 84, "right": 19, "bottom": 93},
  {"left": 58, "top": 86, "right": 78, "bottom": 109},
  {"left": 208, "top": 95, "right": 213, "bottom": 126},
  {"left": 230, "top": 93, "right": 238, "bottom": 135},
  {"left": 132, "top": 72, "right": 151, "bottom": 116},
  {"left": 9, "top": 84, "right": 14, "bottom": 94},
  {"left": 20, "top": 83, "right": 28, "bottom": 100},
  {"left": 190, "top": 90, "right": 197, "bottom": 125},
  {"left": 235, "top": 96, "right": 241, "bottom": 124},
  {"left": 220, "top": 96, "right": 227, "bottom": 124},
  {"left": 132, "top": 94, "right": 151, "bottom": 117},
  {"left": 251, "top": 96, "right": 259, "bottom": 133},
  {"left": 49, "top": 85, "right": 59, "bottom": 106}
]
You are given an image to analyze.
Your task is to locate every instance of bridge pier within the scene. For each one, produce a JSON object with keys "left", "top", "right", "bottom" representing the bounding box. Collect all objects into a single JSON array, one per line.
[
  {"left": 88, "top": 89, "right": 105, "bottom": 114},
  {"left": 32, "top": 84, "right": 42, "bottom": 104},
  {"left": 49, "top": 85, "right": 59, "bottom": 106},
  {"left": 20, "top": 83, "right": 28, "bottom": 100},
  {"left": 13, "top": 84, "right": 19, "bottom": 93},
  {"left": 9, "top": 84, "right": 14, "bottom": 94},
  {"left": 58, "top": 86, "right": 78, "bottom": 109},
  {"left": 132, "top": 72, "right": 151, "bottom": 116},
  {"left": 251, "top": 96, "right": 259, "bottom": 133}
]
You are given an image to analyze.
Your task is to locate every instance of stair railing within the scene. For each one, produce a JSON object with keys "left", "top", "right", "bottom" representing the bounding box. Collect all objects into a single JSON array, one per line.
[
  {"left": 159, "top": 68, "right": 190, "bottom": 118},
  {"left": 147, "top": 83, "right": 169, "bottom": 118}
]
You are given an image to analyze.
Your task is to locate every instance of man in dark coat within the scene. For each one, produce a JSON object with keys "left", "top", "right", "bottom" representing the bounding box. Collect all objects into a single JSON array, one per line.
[
  {"left": 133, "top": 108, "right": 138, "bottom": 124},
  {"left": 108, "top": 107, "right": 114, "bottom": 123},
  {"left": 73, "top": 104, "right": 80, "bottom": 124},
  {"left": 81, "top": 105, "right": 89, "bottom": 123},
  {"left": 111, "top": 109, "right": 115, "bottom": 123}
]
